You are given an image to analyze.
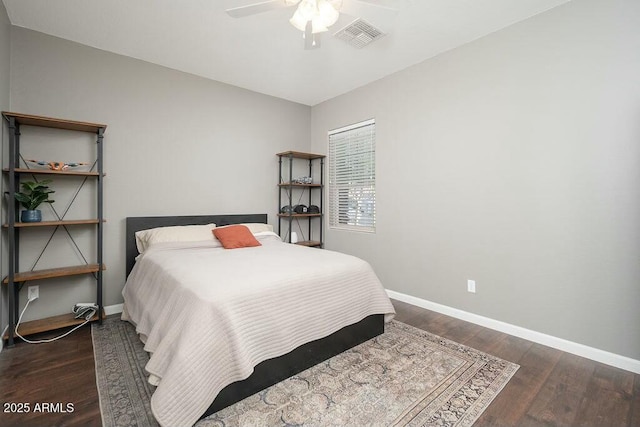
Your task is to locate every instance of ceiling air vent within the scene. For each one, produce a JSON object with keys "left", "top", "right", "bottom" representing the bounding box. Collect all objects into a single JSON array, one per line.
[{"left": 334, "top": 18, "right": 385, "bottom": 49}]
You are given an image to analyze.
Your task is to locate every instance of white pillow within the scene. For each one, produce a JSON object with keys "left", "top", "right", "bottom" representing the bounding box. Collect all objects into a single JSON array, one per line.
[
  {"left": 135, "top": 223, "right": 216, "bottom": 253},
  {"left": 242, "top": 223, "right": 274, "bottom": 233},
  {"left": 216, "top": 223, "right": 274, "bottom": 234}
]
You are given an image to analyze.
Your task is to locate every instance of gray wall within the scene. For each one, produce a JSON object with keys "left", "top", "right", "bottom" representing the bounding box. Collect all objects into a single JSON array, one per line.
[
  {"left": 3, "top": 0, "right": 638, "bottom": 362},
  {"left": 0, "top": 1, "right": 11, "bottom": 336},
  {"left": 8, "top": 27, "right": 311, "bottom": 321},
  {"left": 311, "top": 0, "right": 640, "bottom": 360}
]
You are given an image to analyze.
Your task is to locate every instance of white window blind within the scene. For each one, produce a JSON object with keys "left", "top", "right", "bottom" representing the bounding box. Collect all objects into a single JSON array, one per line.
[{"left": 328, "top": 119, "right": 376, "bottom": 232}]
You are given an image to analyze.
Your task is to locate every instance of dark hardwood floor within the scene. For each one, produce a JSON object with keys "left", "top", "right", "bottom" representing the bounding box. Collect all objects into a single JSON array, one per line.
[
  {"left": 0, "top": 301, "right": 638, "bottom": 426},
  {"left": 392, "top": 300, "right": 639, "bottom": 427},
  {"left": 0, "top": 319, "right": 101, "bottom": 427}
]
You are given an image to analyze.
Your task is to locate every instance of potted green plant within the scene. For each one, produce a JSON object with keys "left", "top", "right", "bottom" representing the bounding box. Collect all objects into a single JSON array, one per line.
[{"left": 15, "top": 180, "right": 55, "bottom": 222}]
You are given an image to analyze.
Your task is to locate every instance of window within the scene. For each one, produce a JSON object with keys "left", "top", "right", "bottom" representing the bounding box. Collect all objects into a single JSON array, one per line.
[{"left": 328, "top": 119, "right": 376, "bottom": 232}]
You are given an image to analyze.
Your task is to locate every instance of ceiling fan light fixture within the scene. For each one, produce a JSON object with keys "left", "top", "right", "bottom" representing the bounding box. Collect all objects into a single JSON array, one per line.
[
  {"left": 317, "top": 0, "right": 339, "bottom": 27},
  {"left": 298, "top": 0, "right": 318, "bottom": 19},
  {"left": 311, "top": 16, "right": 330, "bottom": 33},
  {"left": 289, "top": 8, "right": 309, "bottom": 31},
  {"left": 290, "top": 0, "right": 339, "bottom": 34}
]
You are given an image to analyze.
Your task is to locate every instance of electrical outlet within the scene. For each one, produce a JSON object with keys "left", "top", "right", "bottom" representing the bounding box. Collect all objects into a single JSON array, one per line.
[
  {"left": 467, "top": 280, "right": 476, "bottom": 293},
  {"left": 28, "top": 285, "right": 39, "bottom": 301}
]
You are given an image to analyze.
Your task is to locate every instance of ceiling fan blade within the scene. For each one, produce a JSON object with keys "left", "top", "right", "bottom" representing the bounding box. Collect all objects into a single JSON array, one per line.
[{"left": 226, "top": 0, "right": 295, "bottom": 18}]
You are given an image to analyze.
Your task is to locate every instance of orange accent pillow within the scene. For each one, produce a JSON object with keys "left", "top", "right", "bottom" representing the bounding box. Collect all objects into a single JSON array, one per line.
[{"left": 212, "top": 225, "right": 262, "bottom": 249}]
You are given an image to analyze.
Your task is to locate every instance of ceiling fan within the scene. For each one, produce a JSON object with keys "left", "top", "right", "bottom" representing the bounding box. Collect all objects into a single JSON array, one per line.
[{"left": 225, "top": 0, "right": 399, "bottom": 49}]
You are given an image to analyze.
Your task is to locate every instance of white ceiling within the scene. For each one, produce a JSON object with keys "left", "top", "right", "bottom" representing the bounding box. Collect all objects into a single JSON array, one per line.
[{"left": 3, "top": 0, "right": 570, "bottom": 106}]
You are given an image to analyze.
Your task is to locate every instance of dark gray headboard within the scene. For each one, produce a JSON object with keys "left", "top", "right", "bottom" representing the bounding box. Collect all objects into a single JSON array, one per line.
[{"left": 125, "top": 214, "right": 268, "bottom": 277}]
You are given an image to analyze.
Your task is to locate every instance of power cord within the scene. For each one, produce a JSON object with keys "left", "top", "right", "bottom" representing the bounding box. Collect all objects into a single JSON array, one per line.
[{"left": 15, "top": 297, "right": 95, "bottom": 344}]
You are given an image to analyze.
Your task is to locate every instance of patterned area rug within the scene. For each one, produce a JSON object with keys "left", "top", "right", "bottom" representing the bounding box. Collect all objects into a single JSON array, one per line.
[{"left": 92, "top": 317, "right": 518, "bottom": 427}]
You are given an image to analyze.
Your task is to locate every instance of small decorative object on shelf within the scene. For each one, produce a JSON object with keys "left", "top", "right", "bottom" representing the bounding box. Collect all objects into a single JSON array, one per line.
[
  {"left": 280, "top": 205, "right": 294, "bottom": 214},
  {"left": 15, "top": 179, "right": 55, "bottom": 223},
  {"left": 293, "top": 204, "right": 308, "bottom": 214},
  {"left": 27, "top": 159, "right": 89, "bottom": 171},
  {"left": 292, "top": 176, "right": 313, "bottom": 184}
]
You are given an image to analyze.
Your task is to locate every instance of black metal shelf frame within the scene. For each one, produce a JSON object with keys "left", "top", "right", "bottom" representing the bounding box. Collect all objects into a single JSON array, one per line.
[
  {"left": 2, "top": 113, "right": 105, "bottom": 346},
  {"left": 277, "top": 152, "right": 325, "bottom": 247}
]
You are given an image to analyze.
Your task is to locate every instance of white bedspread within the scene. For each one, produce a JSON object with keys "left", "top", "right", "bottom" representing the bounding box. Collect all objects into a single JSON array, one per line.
[{"left": 121, "top": 232, "right": 395, "bottom": 427}]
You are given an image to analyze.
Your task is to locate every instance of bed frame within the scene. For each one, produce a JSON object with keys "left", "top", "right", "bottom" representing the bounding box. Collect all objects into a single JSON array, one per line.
[{"left": 125, "top": 214, "right": 385, "bottom": 418}]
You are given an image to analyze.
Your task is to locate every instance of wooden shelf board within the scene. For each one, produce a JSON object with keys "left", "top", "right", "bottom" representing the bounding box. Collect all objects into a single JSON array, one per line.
[
  {"left": 276, "top": 151, "right": 325, "bottom": 160},
  {"left": 3, "top": 309, "right": 105, "bottom": 340},
  {"left": 278, "top": 183, "right": 322, "bottom": 188},
  {"left": 3, "top": 264, "right": 106, "bottom": 284},
  {"left": 3, "top": 168, "right": 101, "bottom": 177},
  {"left": 2, "top": 111, "right": 107, "bottom": 133},
  {"left": 295, "top": 240, "right": 322, "bottom": 247},
  {"left": 278, "top": 213, "right": 323, "bottom": 218},
  {"left": 3, "top": 219, "right": 104, "bottom": 228}
]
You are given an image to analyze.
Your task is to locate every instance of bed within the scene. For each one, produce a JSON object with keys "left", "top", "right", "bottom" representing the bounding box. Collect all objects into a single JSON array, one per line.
[{"left": 123, "top": 214, "right": 395, "bottom": 427}]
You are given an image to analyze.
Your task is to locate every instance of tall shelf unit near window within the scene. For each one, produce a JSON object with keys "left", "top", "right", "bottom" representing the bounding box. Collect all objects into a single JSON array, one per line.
[
  {"left": 2, "top": 112, "right": 106, "bottom": 346},
  {"left": 277, "top": 151, "right": 325, "bottom": 248}
]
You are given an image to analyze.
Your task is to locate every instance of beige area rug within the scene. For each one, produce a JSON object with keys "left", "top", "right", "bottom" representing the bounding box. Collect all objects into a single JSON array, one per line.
[{"left": 93, "top": 317, "right": 518, "bottom": 427}]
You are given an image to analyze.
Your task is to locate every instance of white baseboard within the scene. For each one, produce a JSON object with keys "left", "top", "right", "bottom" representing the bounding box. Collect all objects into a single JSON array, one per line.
[
  {"left": 104, "top": 303, "right": 124, "bottom": 316},
  {"left": 387, "top": 289, "right": 640, "bottom": 374}
]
